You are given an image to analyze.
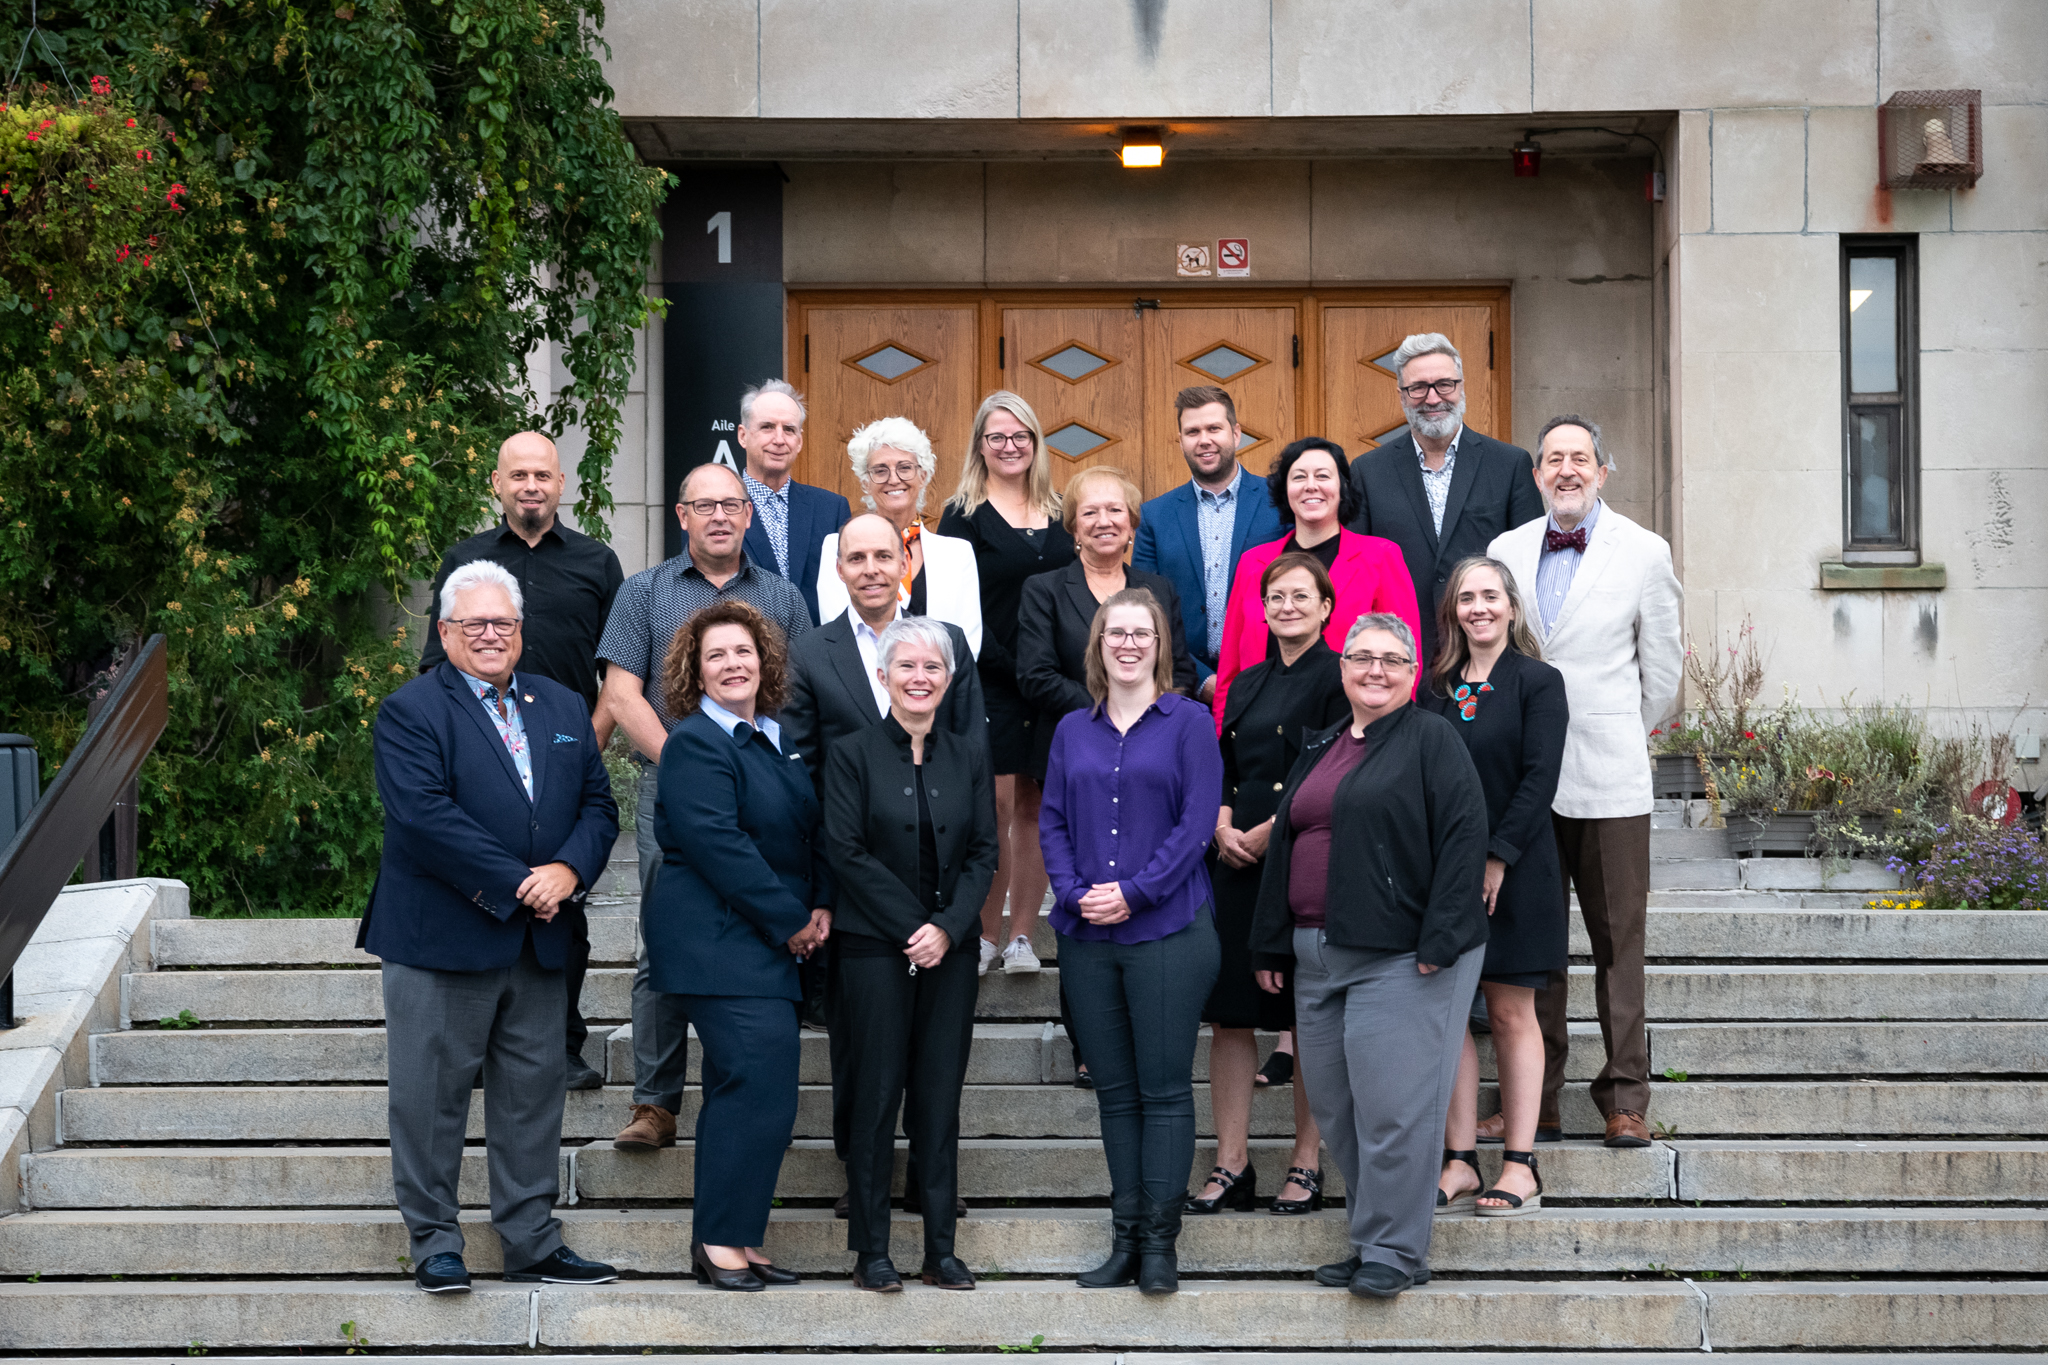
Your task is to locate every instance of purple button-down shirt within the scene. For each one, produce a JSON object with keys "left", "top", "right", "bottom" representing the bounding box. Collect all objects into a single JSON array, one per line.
[{"left": 1039, "top": 691, "right": 1223, "bottom": 944}]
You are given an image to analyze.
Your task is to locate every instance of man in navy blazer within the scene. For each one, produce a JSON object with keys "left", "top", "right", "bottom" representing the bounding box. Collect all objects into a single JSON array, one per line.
[
  {"left": 737, "top": 378, "right": 852, "bottom": 624},
  {"left": 1133, "top": 385, "right": 1282, "bottom": 701},
  {"left": 363, "top": 561, "right": 619, "bottom": 1295},
  {"left": 1346, "top": 333, "right": 1543, "bottom": 672}
]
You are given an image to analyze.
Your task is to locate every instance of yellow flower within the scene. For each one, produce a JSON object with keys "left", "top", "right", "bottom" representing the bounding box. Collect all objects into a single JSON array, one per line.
[
  {"left": 166, "top": 601, "right": 182, "bottom": 612},
  {"left": 282, "top": 602, "right": 298, "bottom": 620}
]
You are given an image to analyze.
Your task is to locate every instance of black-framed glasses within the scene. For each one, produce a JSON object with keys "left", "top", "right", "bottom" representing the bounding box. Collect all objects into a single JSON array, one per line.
[
  {"left": 684, "top": 497, "right": 747, "bottom": 517},
  {"left": 448, "top": 617, "right": 522, "bottom": 638},
  {"left": 983, "top": 431, "right": 1035, "bottom": 449},
  {"left": 1398, "top": 378, "right": 1462, "bottom": 400},
  {"left": 865, "top": 460, "right": 923, "bottom": 486},
  {"left": 1104, "top": 627, "right": 1158, "bottom": 646},
  {"left": 1341, "top": 650, "right": 1413, "bottom": 672}
]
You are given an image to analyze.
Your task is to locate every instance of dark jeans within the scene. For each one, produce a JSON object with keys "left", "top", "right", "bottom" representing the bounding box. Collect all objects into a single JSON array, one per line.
[{"left": 1058, "top": 914, "right": 1220, "bottom": 1205}]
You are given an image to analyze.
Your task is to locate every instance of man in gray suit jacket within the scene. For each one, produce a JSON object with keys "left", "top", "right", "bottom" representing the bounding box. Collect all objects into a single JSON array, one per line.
[{"left": 1347, "top": 333, "right": 1543, "bottom": 672}]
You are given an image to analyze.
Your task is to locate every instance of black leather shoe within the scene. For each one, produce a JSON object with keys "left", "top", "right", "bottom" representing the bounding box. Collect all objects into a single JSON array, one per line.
[
  {"left": 1137, "top": 1193, "right": 1182, "bottom": 1296},
  {"left": 506, "top": 1245, "right": 617, "bottom": 1284},
  {"left": 852, "top": 1252, "right": 903, "bottom": 1292},
  {"left": 564, "top": 1055, "right": 604, "bottom": 1090},
  {"left": 415, "top": 1252, "right": 471, "bottom": 1293},
  {"left": 744, "top": 1258, "right": 801, "bottom": 1286},
  {"left": 691, "top": 1240, "right": 764, "bottom": 1291},
  {"left": 1349, "top": 1259, "right": 1416, "bottom": 1298},
  {"left": 1184, "top": 1162, "right": 1257, "bottom": 1214},
  {"left": 919, "top": 1254, "right": 976, "bottom": 1290},
  {"left": 1072, "top": 1068, "right": 1095, "bottom": 1089},
  {"left": 1077, "top": 1192, "right": 1142, "bottom": 1288},
  {"left": 1315, "top": 1256, "right": 1430, "bottom": 1288}
]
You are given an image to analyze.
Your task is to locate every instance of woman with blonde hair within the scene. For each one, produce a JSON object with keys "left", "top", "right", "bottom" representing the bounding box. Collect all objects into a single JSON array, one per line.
[{"left": 939, "top": 392, "right": 1076, "bottom": 975}]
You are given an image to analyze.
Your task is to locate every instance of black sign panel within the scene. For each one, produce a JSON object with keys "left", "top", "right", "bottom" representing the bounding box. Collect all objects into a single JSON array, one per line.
[{"left": 659, "top": 164, "right": 785, "bottom": 559}]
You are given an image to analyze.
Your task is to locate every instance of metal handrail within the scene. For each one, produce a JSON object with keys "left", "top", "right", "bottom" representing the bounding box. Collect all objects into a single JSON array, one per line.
[{"left": 0, "top": 634, "right": 168, "bottom": 1013}]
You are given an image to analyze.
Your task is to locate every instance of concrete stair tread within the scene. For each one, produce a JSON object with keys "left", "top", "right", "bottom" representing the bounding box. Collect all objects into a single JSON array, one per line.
[{"left": 1, "top": 1278, "right": 2041, "bottom": 1351}]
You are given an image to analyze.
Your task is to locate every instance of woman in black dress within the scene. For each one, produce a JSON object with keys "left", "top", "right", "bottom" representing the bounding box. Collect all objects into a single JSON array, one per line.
[
  {"left": 939, "top": 392, "right": 1076, "bottom": 977},
  {"left": 1189, "top": 552, "right": 1350, "bottom": 1219},
  {"left": 1422, "top": 556, "right": 1568, "bottom": 1217}
]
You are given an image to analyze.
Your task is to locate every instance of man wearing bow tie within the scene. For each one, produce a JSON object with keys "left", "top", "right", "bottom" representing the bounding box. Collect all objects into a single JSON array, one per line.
[{"left": 1490, "top": 416, "right": 1681, "bottom": 1151}]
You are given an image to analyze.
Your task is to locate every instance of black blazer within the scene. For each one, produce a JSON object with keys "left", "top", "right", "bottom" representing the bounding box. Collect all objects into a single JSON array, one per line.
[
  {"left": 781, "top": 612, "right": 987, "bottom": 788},
  {"left": 1251, "top": 703, "right": 1490, "bottom": 971},
  {"left": 1421, "top": 648, "right": 1570, "bottom": 976},
  {"left": 822, "top": 717, "right": 1000, "bottom": 951},
  {"left": 1346, "top": 427, "right": 1543, "bottom": 670},
  {"left": 1015, "top": 559, "right": 1200, "bottom": 774},
  {"left": 936, "top": 501, "right": 1076, "bottom": 697}
]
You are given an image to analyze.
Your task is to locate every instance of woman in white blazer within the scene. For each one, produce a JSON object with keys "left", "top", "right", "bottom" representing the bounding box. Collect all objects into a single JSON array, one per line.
[{"left": 816, "top": 416, "right": 984, "bottom": 659}]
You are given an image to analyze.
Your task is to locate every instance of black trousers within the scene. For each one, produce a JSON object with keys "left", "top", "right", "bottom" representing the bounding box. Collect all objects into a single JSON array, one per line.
[
  {"left": 837, "top": 945, "right": 978, "bottom": 1259},
  {"left": 561, "top": 901, "right": 590, "bottom": 1061}
]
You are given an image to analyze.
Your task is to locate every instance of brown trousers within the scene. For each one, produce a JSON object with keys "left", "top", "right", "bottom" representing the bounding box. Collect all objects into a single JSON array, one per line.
[{"left": 1537, "top": 812, "right": 1651, "bottom": 1122}]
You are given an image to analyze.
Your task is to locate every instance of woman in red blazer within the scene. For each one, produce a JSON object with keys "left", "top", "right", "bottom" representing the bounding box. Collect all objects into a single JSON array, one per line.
[{"left": 1212, "top": 439, "right": 1421, "bottom": 727}]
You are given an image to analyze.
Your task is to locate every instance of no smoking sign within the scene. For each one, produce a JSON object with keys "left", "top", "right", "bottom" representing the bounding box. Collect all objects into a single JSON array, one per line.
[{"left": 1216, "top": 238, "right": 1250, "bottom": 277}]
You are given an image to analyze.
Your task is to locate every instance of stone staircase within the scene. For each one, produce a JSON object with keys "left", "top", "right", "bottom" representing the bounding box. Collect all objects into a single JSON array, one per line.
[{"left": 3, "top": 833, "right": 2044, "bottom": 1356}]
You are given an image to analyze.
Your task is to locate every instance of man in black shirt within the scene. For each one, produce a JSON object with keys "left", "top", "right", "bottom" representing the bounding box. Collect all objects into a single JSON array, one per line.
[{"left": 419, "top": 431, "right": 625, "bottom": 1090}]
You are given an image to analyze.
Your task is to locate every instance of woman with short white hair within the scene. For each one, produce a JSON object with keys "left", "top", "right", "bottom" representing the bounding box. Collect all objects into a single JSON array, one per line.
[{"left": 815, "top": 416, "right": 983, "bottom": 658}]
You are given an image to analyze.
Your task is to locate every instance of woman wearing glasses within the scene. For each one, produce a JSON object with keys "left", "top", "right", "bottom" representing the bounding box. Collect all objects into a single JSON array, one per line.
[
  {"left": 816, "top": 416, "right": 983, "bottom": 657},
  {"left": 938, "top": 393, "right": 1076, "bottom": 976},
  {"left": 1250, "top": 613, "right": 1489, "bottom": 1299},
  {"left": 1040, "top": 587, "right": 1222, "bottom": 1296},
  {"left": 1211, "top": 438, "right": 1420, "bottom": 726}
]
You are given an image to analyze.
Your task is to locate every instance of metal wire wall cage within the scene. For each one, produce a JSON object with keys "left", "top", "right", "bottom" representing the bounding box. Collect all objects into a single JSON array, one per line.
[{"left": 1878, "top": 90, "right": 1982, "bottom": 190}]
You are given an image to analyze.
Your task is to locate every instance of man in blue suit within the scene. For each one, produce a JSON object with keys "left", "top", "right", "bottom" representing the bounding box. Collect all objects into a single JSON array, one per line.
[
  {"left": 1133, "top": 385, "right": 1282, "bottom": 702},
  {"left": 362, "top": 561, "right": 620, "bottom": 1295},
  {"left": 738, "top": 378, "right": 852, "bottom": 624}
]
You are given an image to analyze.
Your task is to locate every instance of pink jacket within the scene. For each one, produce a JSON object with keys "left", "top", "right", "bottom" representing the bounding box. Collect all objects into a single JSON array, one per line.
[{"left": 1211, "top": 528, "right": 1423, "bottom": 728}]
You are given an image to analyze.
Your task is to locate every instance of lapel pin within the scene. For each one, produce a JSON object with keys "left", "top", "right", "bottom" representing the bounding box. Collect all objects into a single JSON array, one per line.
[{"left": 523, "top": 694, "right": 534, "bottom": 703}]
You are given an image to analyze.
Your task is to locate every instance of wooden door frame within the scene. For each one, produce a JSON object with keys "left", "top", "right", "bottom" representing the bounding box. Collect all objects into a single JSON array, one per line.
[{"left": 787, "top": 285, "right": 1513, "bottom": 452}]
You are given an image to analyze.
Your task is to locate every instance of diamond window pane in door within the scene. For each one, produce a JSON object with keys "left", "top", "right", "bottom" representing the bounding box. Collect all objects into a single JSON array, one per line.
[
  {"left": 1185, "top": 343, "right": 1262, "bottom": 382},
  {"left": 1045, "top": 423, "right": 1112, "bottom": 459},
  {"left": 1369, "top": 343, "right": 1405, "bottom": 376},
  {"left": 1034, "top": 343, "right": 1114, "bottom": 383},
  {"left": 1367, "top": 420, "right": 1409, "bottom": 447},
  {"left": 848, "top": 343, "right": 930, "bottom": 383}
]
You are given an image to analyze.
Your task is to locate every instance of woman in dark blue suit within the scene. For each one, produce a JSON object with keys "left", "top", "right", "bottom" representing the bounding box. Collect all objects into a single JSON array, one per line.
[{"left": 645, "top": 599, "right": 834, "bottom": 1291}]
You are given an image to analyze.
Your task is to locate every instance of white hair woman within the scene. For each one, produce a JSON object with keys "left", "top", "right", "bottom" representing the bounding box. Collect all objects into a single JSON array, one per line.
[{"left": 814, "top": 416, "right": 983, "bottom": 658}]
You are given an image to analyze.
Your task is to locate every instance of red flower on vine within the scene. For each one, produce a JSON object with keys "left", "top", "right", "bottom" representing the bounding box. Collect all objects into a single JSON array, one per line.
[
  {"left": 1743, "top": 730, "right": 1756, "bottom": 740},
  {"left": 166, "top": 183, "right": 188, "bottom": 211},
  {"left": 125, "top": 118, "right": 137, "bottom": 128},
  {"left": 90, "top": 75, "right": 113, "bottom": 96},
  {"left": 24, "top": 131, "right": 37, "bottom": 142},
  {"left": 142, "top": 255, "right": 154, "bottom": 268},
  {"left": 115, "top": 245, "right": 131, "bottom": 263}
]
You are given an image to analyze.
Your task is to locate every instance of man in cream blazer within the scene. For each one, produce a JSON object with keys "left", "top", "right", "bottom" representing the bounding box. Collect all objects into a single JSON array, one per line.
[{"left": 1490, "top": 415, "right": 1681, "bottom": 1149}]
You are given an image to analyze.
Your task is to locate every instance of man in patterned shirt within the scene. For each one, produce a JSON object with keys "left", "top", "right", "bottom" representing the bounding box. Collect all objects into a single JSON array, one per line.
[
  {"left": 596, "top": 461, "right": 811, "bottom": 1152},
  {"left": 736, "top": 379, "right": 852, "bottom": 624}
]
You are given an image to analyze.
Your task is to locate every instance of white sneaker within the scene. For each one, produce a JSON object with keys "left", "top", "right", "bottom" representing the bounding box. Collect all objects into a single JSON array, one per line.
[
  {"left": 978, "top": 937, "right": 999, "bottom": 977},
  {"left": 1002, "top": 935, "right": 1042, "bottom": 974}
]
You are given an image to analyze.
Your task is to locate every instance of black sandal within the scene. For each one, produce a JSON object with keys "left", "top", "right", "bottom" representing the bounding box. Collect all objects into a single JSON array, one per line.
[
  {"left": 1184, "top": 1163, "right": 1257, "bottom": 1214},
  {"left": 1268, "top": 1166, "right": 1324, "bottom": 1215},
  {"left": 1476, "top": 1150, "right": 1543, "bottom": 1217},
  {"left": 1253, "top": 1049, "right": 1294, "bottom": 1087},
  {"left": 1435, "top": 1148, "right": 1481, "bottom": 1217}
]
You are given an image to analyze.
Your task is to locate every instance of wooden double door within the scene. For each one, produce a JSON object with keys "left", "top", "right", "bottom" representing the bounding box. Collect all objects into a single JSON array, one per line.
[{"left": 789, "top": 289, "right": 1510, "bottom": 508}]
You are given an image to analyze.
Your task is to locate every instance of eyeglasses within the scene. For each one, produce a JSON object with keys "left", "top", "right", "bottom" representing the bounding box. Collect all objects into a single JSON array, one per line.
[
  {"left": 1398, "top": 378, "right": 1462, "bottom": 401},
  {"left": 865, "top": 461, "right": 923, "bottom": 486},
  {"left": 448, "top": 617, "right": 521, "bottom": 638},
  {"left": 684, "top": 498, "right": 747, "bottom": 517},
  {"left": 1341, "top": 651, "right": 1413, "bottom": 672},
  {"left": 983, "top": 432, "right": 1035, "bottom": 450},
  {"left": 1264, "top": 589, "right": 1323, "bottom": 608},
  {"left": 1104, "top": 627, "right": 1158, "bottom": 646}
]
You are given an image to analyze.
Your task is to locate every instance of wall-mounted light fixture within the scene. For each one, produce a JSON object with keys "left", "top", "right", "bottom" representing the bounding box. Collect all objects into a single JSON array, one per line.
[
  {"left": 1120, "top": 127, "right": 1165, "bottom": 169},
  {"left": 1511, "top": 138, "right": 1542, "bottom": 177},
  {"left": 1879, "top": 90, "right": 1982, "bottom": 189}
]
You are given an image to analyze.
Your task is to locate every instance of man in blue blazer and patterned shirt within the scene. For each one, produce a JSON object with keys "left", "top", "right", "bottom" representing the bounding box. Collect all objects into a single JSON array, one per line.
[
  {"left": 362, "top": 560, "right": 620, "bottom": 1294},
  {"left": 738, "top": 379, "right": 853, "bottom": 624},
  {"left": 1133, "top": 385, "right": 1282, "bottom": 703}
]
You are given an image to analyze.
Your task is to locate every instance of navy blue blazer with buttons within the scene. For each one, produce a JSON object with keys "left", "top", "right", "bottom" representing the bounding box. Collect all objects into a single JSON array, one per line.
[
  {"left": 360, "top": 662, "right": 619, "bottom": 973},
  {"left": 1132, "top": 472, "right": 1283, "bottom": 680},
  {"left": 644, "top": 709, "right": 835, "bottom": 1001},
  {"left": 741, "top": 477, "right": 853, "bottom": 626}
]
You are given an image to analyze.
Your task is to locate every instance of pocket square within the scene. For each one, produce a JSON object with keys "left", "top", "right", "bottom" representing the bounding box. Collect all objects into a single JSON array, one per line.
[{"left": 553, "top": 733, "right": 578, "bottom": 744}]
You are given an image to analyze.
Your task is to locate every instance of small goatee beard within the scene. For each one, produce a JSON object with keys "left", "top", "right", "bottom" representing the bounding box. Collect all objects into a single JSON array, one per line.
[
  {"left": 512, "top": 505, "right": 550, "bottom": 534},
  {"left": 1405, "top": 397, "right": 1466, "bottom": 442}
]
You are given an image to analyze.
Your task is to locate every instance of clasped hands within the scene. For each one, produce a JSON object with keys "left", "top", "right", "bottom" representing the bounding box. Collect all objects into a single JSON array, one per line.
[
  {"left": 1214, "top": 817, "right": 1273, "bottom": 869},
  {"left": 785, "top": 908, "right": 833, "bottom": 956},
  {"left": 517, "top": 862, "right": 580, "bottom": 921},
  {"left": 1077, "top": 881, "right": 1131, "bottom": 925}
]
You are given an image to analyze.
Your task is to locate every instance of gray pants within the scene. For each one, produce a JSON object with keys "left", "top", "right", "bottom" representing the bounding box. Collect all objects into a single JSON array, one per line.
[
  {"left": 382, "top": 939, "right": 566, "bottom": 1269},
  {"left": 1292, "top": 928, "right": 1485, "bottom": 1279},
  {"left": 632, "top": 763, "right": 690, "bottom": 1113}
]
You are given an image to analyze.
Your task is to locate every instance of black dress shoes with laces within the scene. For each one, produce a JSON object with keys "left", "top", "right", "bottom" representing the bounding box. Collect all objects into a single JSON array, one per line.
[
  {"left": 919, "top": 1254, "right": 976, "bottom": 1289},
  {"left": 852, "top": 1252, "right": 903, "bottom": 1292},
  {"left": 564, "top": 1054, "right": 604, "bottom": 1090},
  {"left": 505, "top": 1246, "right": 618, "bottom": 1284},
  {"left": 415, "top": 1252, "right": 471, "bottom": 1294}
]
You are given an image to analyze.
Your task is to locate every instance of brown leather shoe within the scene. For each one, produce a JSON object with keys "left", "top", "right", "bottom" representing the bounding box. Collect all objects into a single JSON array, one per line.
[
  {"left": 1604, "top": 1109, "right": 1652, "bottom": 1147},
  {"left": 614, "top": 1104, "right": 676, "bottom": 1150}
]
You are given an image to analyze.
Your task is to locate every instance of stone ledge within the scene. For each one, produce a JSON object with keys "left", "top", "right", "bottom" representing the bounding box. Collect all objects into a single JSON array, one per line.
[{"left": 1820, "top": 562, "right": 1947, "bottom": 591}]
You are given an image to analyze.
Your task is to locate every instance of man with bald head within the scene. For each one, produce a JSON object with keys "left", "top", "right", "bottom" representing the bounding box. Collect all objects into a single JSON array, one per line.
[
  {"left": 421, "top": 432, "right": 625, "bottom": 1090},
  {"left": 595, "top": 459, "right": 812, "bottom": 1151}
]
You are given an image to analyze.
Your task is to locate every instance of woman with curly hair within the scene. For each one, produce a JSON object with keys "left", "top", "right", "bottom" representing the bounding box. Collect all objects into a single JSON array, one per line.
[{"left": 643, "top": 599, "right": 834, "bottom": 1292}]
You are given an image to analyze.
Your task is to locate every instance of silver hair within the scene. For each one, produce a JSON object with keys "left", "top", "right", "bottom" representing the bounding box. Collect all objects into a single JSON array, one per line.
[
  {"left": 1343, "top": 611, "right": 1416, "bottom": 661},
  {"left": 877, "top": 615, "right": 955, "bottom": 677},
  {"left": 1537, "top": 413, "right": 1617, "bottom": 471},
  {"left": 739, "top": 378, "right": 807, "bottom": 428},
  {"left": 439, "top": 560, "right": 524, "bottom": 621},
  {"left": 847, "top": 416, "right": 939, "bottom": 513},
  {"left": 1390, "top": 332, "right": 1464, "bottom": 382}
]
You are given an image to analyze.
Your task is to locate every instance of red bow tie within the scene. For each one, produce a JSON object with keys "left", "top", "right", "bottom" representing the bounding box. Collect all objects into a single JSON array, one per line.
[{"left": 1544, "top": 525, "right": 1588, "bottom": 554}]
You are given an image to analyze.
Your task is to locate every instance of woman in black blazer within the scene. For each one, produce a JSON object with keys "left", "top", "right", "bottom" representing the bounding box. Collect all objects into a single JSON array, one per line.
[
  {"left": 821, "top": 617, "right": 1000, "bottom": 1293},
  {"left": 938, "top": 391, "right": 1076, "bottom": 974},
  {"left": 1420, "top": 556, "right": 1568, "bottom": 1218},
  {"left": 644, "top": 600, "right": 833, "bottom": 1292}
]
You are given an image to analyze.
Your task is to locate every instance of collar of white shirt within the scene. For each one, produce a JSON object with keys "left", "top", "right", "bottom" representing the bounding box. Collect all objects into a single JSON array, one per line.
[{"left": 699, "top": 694, "right": 783, "bottom": 752}]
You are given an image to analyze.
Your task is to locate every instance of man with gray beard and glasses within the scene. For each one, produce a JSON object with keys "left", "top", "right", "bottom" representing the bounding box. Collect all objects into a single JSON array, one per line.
[{"left": 1346, "top": 333, "right": 1542, "bottom": 673}]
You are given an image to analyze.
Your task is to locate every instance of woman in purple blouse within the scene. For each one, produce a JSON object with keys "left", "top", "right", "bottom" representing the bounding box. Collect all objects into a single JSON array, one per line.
[{"left": 1040, "top": 587, "right": 1223, "bottom": 1297}]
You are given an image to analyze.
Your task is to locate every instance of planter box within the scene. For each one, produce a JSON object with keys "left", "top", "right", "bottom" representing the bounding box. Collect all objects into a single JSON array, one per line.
[
  {"left": 1732, "top": 812, "right": 1819, "bottom": 858},
  {"left": 1652, "top": 753, "right": 1733, "bottom": 800}
]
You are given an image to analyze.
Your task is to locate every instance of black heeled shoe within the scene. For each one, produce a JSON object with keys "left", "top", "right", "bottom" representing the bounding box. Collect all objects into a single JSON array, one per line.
[
  {"left": 852, "top": 1252, "right": 903, "bottom": 1292},
  {"left": 1476, "top": 1149, "right": 1544, "bottom": 1217},
  {"left": 743, "top": 1258, "right": 801, "bottom": 1285},
  {"left": 1184, "top": 1162, "right": 1257, "bottom": 1214},
  {"left": 1435, "top": 1148, "right": 1482, "bottom": 1217},
  {"left": 691, "top": 1240, "right": 764, "bottom": 1291},
  {"left": 1253, "top": 1049, "right": 1294, "bottom": 1087},
  {"left": 1268, "top": 1166, "right": 1324, "bottom": 1215}
]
